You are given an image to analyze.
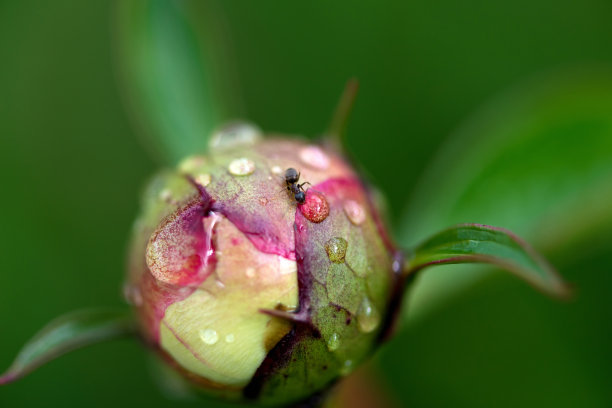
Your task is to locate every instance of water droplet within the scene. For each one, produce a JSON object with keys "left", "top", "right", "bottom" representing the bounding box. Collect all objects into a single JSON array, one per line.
[
  {"left": 343, "top": 200, "right": 366, "bottom": 225},
  {"left": 468, "top": 239, "right": 478, "bottom": 248},
  {"left": 357, "top": 297, "right": 380, "bottom": 333},
  {"left": 299, "top": 145, "right": 330, "bottom": 170},
  {"left": 122, "top": 284, "right": 143, "bottom": 306},
  {"left": 228, "top": 158, "right": 256, "bottom": 176},
  {"left": 178, "top": 156, "right": 206, "bottom": 173},
  {"left": 299, "top": 191, "right": 329, "bottom": 223},
  {"left": 325, "top": 237, "right": 348, "bottom": 263},
  {"left": 225, "top": 333, "right": 235, "bottom": 343},
  {"left": 209, "top": 122, "right": 262, "bottom": 151},
  {"left": 392, "top": 258, "right": 402, "bottom": 274},
  {"left": 178, "top": 287, "right": 193, "bottom": 297},
  {"left": 327, "top": 332, "right": 341, "bottom": 351},
  {"left": 245, "top": 267, "right": 256, "bottom": 278},
  {"left": 159, "top": 189, "right": 172, "bottom": 202},
  {"left": 271, "top": 165, "right": 283, "bottom": 175},
  {"left": 340, "top": 360, "right": 354, "bottom": 376},
  {"left": 195, "top": 173, "right": 211, "bottom": 187},
  {"left": 199, "top": 329, "right": 219, "bottom": 345}
]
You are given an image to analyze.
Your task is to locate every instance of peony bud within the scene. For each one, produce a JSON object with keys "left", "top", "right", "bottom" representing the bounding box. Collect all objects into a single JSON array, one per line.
[{"left": 124, "top": 124, "right": 399, "bottom": 405}]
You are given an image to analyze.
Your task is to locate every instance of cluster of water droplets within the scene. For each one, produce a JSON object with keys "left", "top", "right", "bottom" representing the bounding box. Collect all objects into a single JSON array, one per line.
[
  {"left": 198, "top": 328, "right": 237, "bottom": 346},
  {"left": 323, "top": 238, "right": 381, "bottom": 357},
  {"left": 202, "top": 128, "right": 382, "bottom": 365}
]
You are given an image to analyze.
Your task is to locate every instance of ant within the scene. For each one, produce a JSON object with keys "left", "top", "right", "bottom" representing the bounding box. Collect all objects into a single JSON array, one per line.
[{"left": 284, "top": 168, "right": 310, "bottom": 204}]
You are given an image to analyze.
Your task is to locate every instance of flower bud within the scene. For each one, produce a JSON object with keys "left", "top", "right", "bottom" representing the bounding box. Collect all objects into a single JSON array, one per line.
[{"left": 125, "top": 127, "right": 398, "bottom": 405}]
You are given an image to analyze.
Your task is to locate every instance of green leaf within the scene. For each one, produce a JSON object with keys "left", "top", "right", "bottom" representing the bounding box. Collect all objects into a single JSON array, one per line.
[
  {"left": 398, "top": 67, "right": 612, "bottom": 320},
  {"left": 405, "top": 224, "right": 570, "bottom": 298},
  {"left": 0, "top": 309, "right": 136, "bottom": 385},
  {"left": 326, "top": 78, "right": 359, "bottom": 152},
  {"left": 114, "top": 0, "right": 243, "bottom": 164}
]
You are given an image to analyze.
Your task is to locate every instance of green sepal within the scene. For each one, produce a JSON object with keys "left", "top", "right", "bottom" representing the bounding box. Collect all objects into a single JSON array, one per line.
[
  {"left": 405, "top": 224, "right": 570, "bottom": 298},
  {"left": 0, "top": 308, "right": 136, "bottom": 385}
]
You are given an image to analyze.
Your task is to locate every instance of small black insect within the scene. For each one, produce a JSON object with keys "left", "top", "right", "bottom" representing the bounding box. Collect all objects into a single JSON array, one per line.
[{"left": 284, "top": 168, "right": 310, "bottom": 204}]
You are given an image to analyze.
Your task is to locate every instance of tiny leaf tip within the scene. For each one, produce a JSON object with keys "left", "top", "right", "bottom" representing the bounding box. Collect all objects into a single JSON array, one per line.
[
  {"left": 550, "top": 280, "right": 575, "bottom": 301},
  {"left": 0, "top": 373, "right": 15, "bottom": 386},
  {"left": 326, "top": 78, "right": 360, "bottom": 151}
]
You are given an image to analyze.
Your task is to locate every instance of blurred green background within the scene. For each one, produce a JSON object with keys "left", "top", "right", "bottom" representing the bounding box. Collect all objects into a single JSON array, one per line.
[{"left": 1, "top": 1, "right": 611, "bottom": 407}]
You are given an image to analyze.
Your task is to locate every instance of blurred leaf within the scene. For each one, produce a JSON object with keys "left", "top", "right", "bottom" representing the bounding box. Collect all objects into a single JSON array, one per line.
[
  {"left": 398, "top": 67, "right": 612, "bottom": 320},
  {"left": 114, "top": 0, "right": 243, "bottom": 164},
  {"left": 405, "top": 224, "right": 569, "bottom": 298},
  {"left": 326, "top": 78, "right": 359, "bottom": 152},
  {"left": 0, "top": 309, "right": 135, "bottom": 385}
]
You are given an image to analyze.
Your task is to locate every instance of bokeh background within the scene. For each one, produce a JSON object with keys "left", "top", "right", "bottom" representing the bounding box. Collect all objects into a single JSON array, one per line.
[{"left": 1, "top": 1, "right": 611, "bottom": 407}]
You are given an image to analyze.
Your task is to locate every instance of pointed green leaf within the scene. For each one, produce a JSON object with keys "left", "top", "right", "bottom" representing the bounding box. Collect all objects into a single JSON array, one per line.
[
  {"left": 114, "top": 0, "right": 243, "bottom": 164},
  {"left": 398, "top": 67, "right": 612, "bottom": 320},
  {"left": 405, "top": 224, "right": 570, "bottom": 298},
  {"left": 0, "top": 309, "right": 136, "bottom": 385}
]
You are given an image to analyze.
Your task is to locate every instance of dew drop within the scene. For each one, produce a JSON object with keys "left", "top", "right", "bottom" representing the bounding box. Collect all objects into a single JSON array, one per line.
[
  {"left": 199, "top": 329, "right": 219, "bottom": 345},
  {"left": 343, "top": 200, "right": 366, "bottom": 225},
  {"left": 468, "top": 239, "right": 479, "bottom": 248},
  {"left": 228, "top": 158, "right": 255, "bottom": 176},
  {"left": 122, "top": 284, "right": 143, "bottom": 306},
  {"left": 325, "top": 237, "right": 348, "bottom": 263},
  {"left": 159, "top": 189, "right": 172, "bottom": 202},
  {"left": 327, "top": 332, "right": 341, "bottom": 351},
  {"left": 271, "top": 165, "right": 283, "bottom": 175},
  {"left": 392, "top": 258, "right": 402, "bottom": 274},
  {"left": 299, "top": 145, "right": 330, "bottom": 170},
  {"left": 178, "top": 287, "right": 193, "bottom": 297},
  {"left": 225, "top": 333, "right": 235, "bottom": 343},
  {"left": 299, "top": 191, "right": 329, "bottom": 223},
  {"left": 178, "top": 156, "right": 206, "bottom": 173},
  {"left": 340, "top": 360, "right": 354, "bottom": 376},
  {"left": 195, "top": 173, "right": 211, "bottom": 187},
  {"left": 209, "top": 122, "right": 262, "bottom": 151},
  {"left": 357, "top": 297, "right": 381, "bottom": 333}
]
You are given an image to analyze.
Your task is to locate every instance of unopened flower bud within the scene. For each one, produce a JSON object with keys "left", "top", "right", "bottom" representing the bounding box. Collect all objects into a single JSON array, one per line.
[{"left": 125, "top": 127, "right": 398, "bottom": 405}]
